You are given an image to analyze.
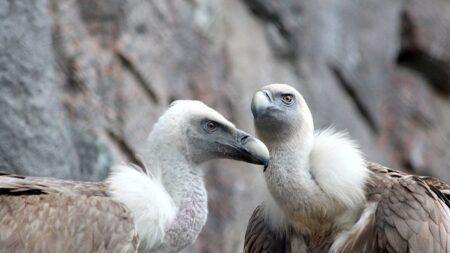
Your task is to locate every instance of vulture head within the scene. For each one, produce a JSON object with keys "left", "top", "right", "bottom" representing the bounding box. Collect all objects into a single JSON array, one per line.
[
  {"left": 251, "top": 84, "right": 314, "bottom": 144},
  {"left": 149, "top": 100, "right": 270, "bottom": 167}
]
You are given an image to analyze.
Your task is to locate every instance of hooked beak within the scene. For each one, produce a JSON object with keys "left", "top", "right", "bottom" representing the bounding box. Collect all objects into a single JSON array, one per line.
[
  {"left": 251, "top": 90, "right": 273, "bottom": 119},
  {"left": 227, "top": 129, "right": 270, "bottom": 170}
]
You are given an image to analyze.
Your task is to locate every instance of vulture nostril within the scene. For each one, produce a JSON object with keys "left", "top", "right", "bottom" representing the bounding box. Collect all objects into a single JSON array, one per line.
[
  {"left": 262, "top": 90, "right": 272, "bottom": 102},
  {"left": 240, "top": 135, "right": 250, "bottom": 145}
]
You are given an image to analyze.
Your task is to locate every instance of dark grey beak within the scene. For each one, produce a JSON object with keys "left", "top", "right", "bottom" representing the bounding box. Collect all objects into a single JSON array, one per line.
[
  {"left": 226, "top": 129, "right": 270, "bottom": 169},
  {"left": 251, "top": 90, "right": 273, "bottom": 119}
]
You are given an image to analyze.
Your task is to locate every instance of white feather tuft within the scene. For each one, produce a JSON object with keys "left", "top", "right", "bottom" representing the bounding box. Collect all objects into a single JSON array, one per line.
[
  {"left": 330, "top": 202, "right": 377, "bottom": 253},
  {"left": 310, "top": 128, "right": 368, "bottom": 208},
  {"left": 263, "top": 194, "right": 289, "bottom": 236},
  {"left": 107, "top": 164, "right": 177, "bottom": 251}
]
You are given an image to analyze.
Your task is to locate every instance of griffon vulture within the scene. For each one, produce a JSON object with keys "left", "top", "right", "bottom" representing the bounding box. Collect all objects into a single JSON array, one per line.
[
  {"left": 0, "top": 100, "right": 270, "bottom": 253},
  {"left": 244, "top": 84, "right": 450, "bottom": 253}
]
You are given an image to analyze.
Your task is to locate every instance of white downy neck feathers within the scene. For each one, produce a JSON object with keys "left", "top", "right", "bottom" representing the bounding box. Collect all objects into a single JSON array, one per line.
[
  {"left": 108, "top": 165, "right": 177, "bottom": 251},
  {"left": 310, "top": 128, "right": 367, "bottom": 210}
]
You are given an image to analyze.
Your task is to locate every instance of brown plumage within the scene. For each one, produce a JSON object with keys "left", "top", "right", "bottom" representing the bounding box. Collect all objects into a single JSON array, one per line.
[
  {"left": 244, "top": 162, "right": 450, "bottom": 253},
  {"left": 0, "top": 173, "right": 138, "bottom": 253}
]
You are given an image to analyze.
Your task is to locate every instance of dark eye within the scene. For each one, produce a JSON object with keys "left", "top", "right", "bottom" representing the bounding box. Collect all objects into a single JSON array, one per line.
[
  {"left": 204, "top": 120, "right": 217, "bottom": 132},
  {"left": 281, "top": 94, "right": 294, "bottom": 104}
]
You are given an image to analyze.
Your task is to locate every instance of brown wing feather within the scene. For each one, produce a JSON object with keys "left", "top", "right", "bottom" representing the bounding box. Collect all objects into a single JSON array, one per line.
[
  {"left": 341, "top": 162, "right": 450, "bottom": 253},
  {"left": 419, "top": 176, "right": 450, "bottom": 207},
  {"left": 420, "top": 176, "right": 450, "bottom": 191},
  {"left": 0, "top": 173, "right": 109, "bottom": 196},
  {"left": 0, "top": 174, "right": 138, "bottom": 253},
  {"left": 244, "top": 204, "right": 289, "bottom": 253}
]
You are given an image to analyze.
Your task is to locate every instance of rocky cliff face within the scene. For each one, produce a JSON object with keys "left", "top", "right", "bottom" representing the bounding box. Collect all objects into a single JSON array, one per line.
[{"left": 0, "top": 0, "right": 449, "bottom": 252}]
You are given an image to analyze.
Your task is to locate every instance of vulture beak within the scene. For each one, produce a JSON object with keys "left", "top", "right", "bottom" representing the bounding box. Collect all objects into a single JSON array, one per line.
[
  {"left": 251, "top": 90, "right": 273, "bottom": 119},
  {"left": 227, "top": 129, "right": 270, "bottom": 169}
]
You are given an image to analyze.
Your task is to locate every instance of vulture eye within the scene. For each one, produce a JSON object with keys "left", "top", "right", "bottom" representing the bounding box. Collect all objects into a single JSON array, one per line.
[
  {"left": 281, "top": 94, "right": 294, "bottom": 104},
  {"left": 204, "top": 120, "right": 218, "bottom": 132}
]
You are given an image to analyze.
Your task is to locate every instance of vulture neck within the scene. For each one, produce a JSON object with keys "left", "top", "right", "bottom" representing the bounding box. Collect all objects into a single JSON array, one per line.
[
  {"left": 263, "top": 127, "right": 368, "bottom": 240},
  {"left": 145, "top": 142, "right": 206, "bottom": 208},
  {"left": 142, "top": 131, "right": 208, "bottom": 251},
  {"left": 264, "top": 130, "right": 321, "bottom": 213},
  {"left": 108, "top": 127, "right": 207, "bottom": 252}
]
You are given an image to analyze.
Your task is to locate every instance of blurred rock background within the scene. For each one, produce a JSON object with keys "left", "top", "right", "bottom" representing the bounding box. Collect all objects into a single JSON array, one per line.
[{"left": 0, "top": 0, "right": 449, "bottom": 252}]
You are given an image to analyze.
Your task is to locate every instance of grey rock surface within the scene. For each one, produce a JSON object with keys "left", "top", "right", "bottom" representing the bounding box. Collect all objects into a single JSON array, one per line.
[
  {"left": 0, "top": 0, "right": 110, "bottom": 180},
  {"left": 0, "top": 0, "right": 80, "bottom": 179}
]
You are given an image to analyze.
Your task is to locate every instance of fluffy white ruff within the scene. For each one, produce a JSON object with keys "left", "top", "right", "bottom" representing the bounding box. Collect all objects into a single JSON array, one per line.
[
  {"left": 310, "top": 128, "right": 368, "bottom": 208},
  {"left": 263, "top": 194, "right": 289, "bottom": 236},
  {"left": 107, "top": 165, "right": 177, "bottom": 251},
  {"left": 263, "top": 128, "right": 368, "bottom": 233}
]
